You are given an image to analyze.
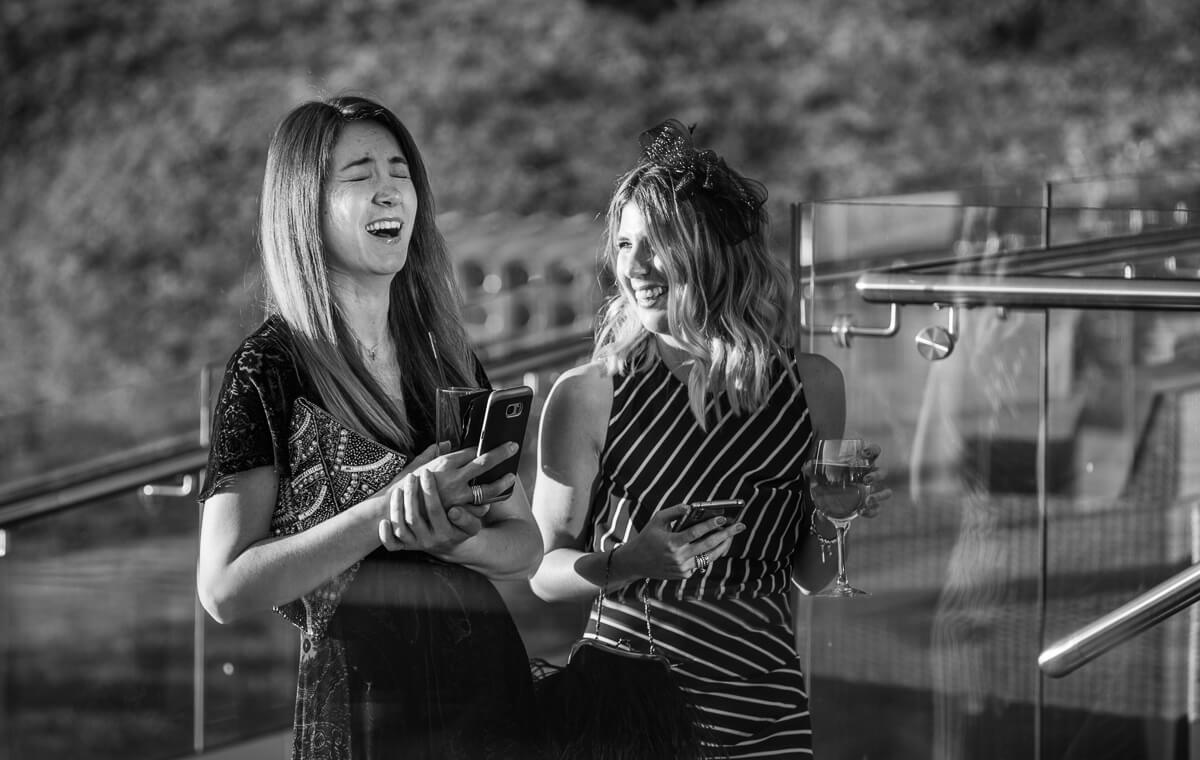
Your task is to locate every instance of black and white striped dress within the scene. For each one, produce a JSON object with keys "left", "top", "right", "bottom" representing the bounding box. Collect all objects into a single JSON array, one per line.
[{"left": 586, "top": 350, "right": 817, "bottom": 758}]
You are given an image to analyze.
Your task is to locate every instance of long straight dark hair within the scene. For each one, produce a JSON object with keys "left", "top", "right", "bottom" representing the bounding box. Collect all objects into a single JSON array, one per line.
[{"left": 259, "top": 95, "right": 475, "bottom": 449}]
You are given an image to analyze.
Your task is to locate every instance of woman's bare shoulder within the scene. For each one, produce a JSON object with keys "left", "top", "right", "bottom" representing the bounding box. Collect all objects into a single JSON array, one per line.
[
  {"left": 792, "top": 350, "right": 844, "bottom": 392},
  {"left": 541, "top": 360, "right": 613, "bottom": 455},
  {"left": 549, "top": 360, "right": 611, "bottom": 405},
  {"left": 790, "top": 350, "right": 847, "bottom": 439}
]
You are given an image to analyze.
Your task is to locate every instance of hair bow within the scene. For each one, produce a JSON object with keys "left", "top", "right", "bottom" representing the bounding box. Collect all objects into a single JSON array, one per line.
[{"left": 637, "top": 118, "right": 766, "bottom": 245}]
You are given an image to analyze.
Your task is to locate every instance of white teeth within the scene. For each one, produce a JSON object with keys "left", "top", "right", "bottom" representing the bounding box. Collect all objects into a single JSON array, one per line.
[
  {"left": 366, "top": 220, "right": 403, "bottom": 233},
  {"left": 632, "top": 285, "right": 665, "bottom": 307},
  {"left": 366, "top": 219, "right": 403, "bottom": 241}
]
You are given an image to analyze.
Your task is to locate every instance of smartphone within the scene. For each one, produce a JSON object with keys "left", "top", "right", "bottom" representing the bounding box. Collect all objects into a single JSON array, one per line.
[
  {"left": 469, "top": 385, "right": 534, "bottom": 497},
  {"left": 670, "top": 499, "right": 747, "bottom": 533}
]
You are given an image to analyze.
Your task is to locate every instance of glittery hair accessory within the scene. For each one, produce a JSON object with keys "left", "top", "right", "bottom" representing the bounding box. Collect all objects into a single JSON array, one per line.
[{"left": 637, "top": 118, "right": 767, "bottom": 245}]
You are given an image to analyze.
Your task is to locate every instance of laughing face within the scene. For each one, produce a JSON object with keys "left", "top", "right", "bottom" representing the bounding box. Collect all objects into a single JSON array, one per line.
[
  {"left": 322, "top": 120, "right": 418, "bottom": 284},
  {"left": 615, "top": 201, "right": 671, "bottom": 336}
]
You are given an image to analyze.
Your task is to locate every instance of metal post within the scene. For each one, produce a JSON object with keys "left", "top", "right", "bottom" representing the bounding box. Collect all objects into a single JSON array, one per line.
[
  {"left": 194, "top": 489, "right": 206, "bottom": 753},
  {"left": 1034, "top": 180, "right": 1051, "bottom": 760},
  {"left": 195, "top": 365, "right": 210, "bottom": 752},
  {"left": 1189, "top": 503, "right": 1200, "bottom": 760}
]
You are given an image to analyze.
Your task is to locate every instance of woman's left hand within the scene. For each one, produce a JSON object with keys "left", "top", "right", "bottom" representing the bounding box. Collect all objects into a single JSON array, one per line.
[
  {"left": 860, "top": 442, "right": 893, "bottom": 518},
  {"left": 378, "top": 470, "right": 485, "bottom": 556}
]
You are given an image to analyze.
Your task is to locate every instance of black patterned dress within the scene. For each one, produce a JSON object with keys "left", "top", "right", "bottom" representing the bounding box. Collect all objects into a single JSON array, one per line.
[
  {"left": 200, "top": 317, "right": 540, "bottom": 759},
  {"left": 585, "top": 349, "right": 818, "bottom": 758}
]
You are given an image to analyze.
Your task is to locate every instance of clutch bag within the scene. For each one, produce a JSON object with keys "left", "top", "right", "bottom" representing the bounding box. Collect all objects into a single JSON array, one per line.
[{"left": 271, "top": 397, "right": 408, "bottom": 639}]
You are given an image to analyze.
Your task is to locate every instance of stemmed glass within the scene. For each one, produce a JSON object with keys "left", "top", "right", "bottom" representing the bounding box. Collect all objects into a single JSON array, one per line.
[
  {"left": 809, "top": 438, "right": 872, "bottom": 597},
  {"left": 429, "top": 332, "right": 486, "bottom": 456}
]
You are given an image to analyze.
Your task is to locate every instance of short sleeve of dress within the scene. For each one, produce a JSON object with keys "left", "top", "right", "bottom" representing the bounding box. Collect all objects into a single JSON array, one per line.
[{"left": 199, "top": 319, "right": 302, "bottom": 502}]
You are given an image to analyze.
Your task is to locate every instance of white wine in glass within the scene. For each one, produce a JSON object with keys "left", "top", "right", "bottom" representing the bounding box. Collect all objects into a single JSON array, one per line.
[{"left": 809, "top": 438, "right": 871, "bottom": 597}]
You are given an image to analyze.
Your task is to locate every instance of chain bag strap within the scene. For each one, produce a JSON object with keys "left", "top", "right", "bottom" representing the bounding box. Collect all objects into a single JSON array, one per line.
[
  {"left": 588, "top": 545, "right": 661, "bottom": 658},
  {"left": 536, "top": 544, "right": 712, "bottom": 759}
]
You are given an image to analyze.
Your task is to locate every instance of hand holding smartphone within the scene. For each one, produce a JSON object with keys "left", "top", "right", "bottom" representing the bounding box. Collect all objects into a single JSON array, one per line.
[
  {"left": 468, "top": 385, "right": 534, "bottom": 499},
  {"left": 670, "top": 499, "right": 747, "bottom": 533}
]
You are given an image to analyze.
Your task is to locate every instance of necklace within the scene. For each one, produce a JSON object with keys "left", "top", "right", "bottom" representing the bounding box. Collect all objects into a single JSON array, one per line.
[
  {"left": 358, "top": 339, "right": 380, "bottom": 361},
  {"left": 347, "top": 325, "right": 385, "bottom": 362}
]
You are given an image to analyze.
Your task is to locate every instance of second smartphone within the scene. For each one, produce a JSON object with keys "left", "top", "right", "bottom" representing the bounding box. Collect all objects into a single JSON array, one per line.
[{"left": 671, "top": 499, "right": 748, "bottom": 533}]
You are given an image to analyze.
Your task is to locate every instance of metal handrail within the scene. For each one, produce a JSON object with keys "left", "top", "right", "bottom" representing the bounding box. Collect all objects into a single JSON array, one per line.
[
  {"left": 0, "top": 432, "right": 202, "bottom": 507},
  {"left": 0, "top": 448, "right": 211, "bottom": 525},
  {"left": 0, "top": 329, "right": 594, "bottom": 526},
  {"left": 856, "top": 272, "right": 1200, "bottom": 311},
  {"left": 848, "top": 223, "right": 1200, "bottom": 311},
  {"left": 1039, "top": 561, "right": 1200, "bottom": 678}
]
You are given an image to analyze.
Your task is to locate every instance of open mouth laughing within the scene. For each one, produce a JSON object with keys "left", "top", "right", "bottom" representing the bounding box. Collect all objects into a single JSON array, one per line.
[
  {"left": 365, "top": 218, "right": 404, "bottom": 243},
  {"left": 631, "top": 282, "right": 666, "bottom": 308}
]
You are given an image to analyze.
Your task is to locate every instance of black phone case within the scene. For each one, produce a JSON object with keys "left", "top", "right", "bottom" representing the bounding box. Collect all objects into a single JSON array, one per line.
[{"left": 470, "top": 386, "right": 534, "bottom": 495}]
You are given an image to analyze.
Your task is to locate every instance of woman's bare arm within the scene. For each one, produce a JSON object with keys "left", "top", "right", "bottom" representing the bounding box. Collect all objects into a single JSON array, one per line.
[
  {"left": 197, "top": 466, "right": 400, "bottom": 623},
  {"left": 528, "top": 363, "right": 627, "bottom": 602}
]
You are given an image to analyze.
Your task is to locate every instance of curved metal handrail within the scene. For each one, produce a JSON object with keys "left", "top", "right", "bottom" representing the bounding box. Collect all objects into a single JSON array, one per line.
[{"left": 1039, "top": 562, "right": 1200, "bottom": 678}]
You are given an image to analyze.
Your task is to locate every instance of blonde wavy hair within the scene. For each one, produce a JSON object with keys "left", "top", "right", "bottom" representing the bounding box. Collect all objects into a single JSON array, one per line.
[
  {"left": 593, "top": 160, "right": 794, "bottom": 427},
  {"left": 259, "top": 95, "right": 475, "bottom": 449}
]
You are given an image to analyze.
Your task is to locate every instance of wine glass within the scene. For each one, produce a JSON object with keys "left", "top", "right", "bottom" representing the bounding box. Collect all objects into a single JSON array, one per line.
[{"left": 809, "top": 438, "right": 872, "bottom": 597}]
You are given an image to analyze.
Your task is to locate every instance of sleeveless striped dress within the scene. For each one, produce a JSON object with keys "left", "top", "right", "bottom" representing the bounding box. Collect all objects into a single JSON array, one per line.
[{"left": 585, "top": 350, "right": 817, "bottom": 758}]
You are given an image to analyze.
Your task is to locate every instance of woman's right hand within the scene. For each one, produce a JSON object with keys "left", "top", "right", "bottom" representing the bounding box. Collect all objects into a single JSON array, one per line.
[{"left": 617, "top": 504, "right": 746, "bottom": 581}]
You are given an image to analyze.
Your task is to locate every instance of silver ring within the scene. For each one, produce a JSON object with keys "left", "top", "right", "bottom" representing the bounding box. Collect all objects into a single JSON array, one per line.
[
  {"left": 695, "top": 551, "right": 710, "bottom": 573},
  {"left": 470, "top": 484, "right": 485, "bottom": 506}
]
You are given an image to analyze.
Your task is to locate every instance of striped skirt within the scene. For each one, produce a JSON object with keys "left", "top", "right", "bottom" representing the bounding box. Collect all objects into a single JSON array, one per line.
[{"left": 589, "top": 592, "right": 813, "bottom": 758}]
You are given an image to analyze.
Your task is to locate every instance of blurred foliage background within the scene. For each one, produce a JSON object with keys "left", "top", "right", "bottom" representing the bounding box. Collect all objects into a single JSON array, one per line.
[{"left": 1, "top": 0, "right": 1198, "bottom": 457}]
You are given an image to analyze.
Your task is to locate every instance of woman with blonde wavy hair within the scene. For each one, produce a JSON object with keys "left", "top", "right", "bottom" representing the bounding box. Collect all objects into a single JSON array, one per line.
[
  {"left": 196, "top": 95, "right": 542, "bottom": 759},
  {"left": 531, "top": 119, "right": 885, "bottom": 758}
]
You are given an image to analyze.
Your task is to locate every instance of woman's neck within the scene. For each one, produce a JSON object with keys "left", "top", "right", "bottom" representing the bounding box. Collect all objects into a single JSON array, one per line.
[
  {"left": 332, "top": 282, "right": 393, "bottom": 364},
  {"left": 654, "top": 336, "right": 695, "bottom": 380}
]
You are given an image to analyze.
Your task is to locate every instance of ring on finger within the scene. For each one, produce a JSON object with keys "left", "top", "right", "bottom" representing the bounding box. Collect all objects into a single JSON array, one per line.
[
  {"left": 695, "top": 551, "right": 710, "bottom": 573},
  {"left": 470, "top": 484, "right": 485, "bottom": 506}
]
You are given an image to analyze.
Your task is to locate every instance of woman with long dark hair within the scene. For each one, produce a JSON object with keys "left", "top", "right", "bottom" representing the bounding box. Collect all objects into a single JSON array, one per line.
[{"left": 197, "top": 95, "right": 542, "bottom": 759}]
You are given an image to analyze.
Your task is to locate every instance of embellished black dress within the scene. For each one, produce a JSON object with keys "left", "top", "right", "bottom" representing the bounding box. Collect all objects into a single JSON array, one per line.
[{"left": 199, "top": 317, "right": 540, "bottom": 759}]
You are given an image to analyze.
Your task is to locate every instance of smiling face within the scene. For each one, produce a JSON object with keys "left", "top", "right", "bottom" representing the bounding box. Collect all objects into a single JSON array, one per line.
[
  {"left": 322, "top": 120, "right": 418, "bottom": 286},
  {"left": 615, "top": 200, "right": 672, "bottom": 337}
]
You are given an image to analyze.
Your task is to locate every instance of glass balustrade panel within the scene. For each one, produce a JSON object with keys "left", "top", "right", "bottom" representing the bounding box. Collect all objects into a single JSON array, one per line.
[
  {"left": 1047, "top": 172, "right": 1200, "bottom": 249},
  {"left": 0, "top": 371, "right": 200, "bottom": 485},
  {"left": 798, "top": 198, "right": 1052, "bottom": 760},
  {"left": 1042, "top": 296, "right": 1200, "bottom": 758},
  {"left": 0, "top": 491, "right": 199, "bottom": 760}
]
